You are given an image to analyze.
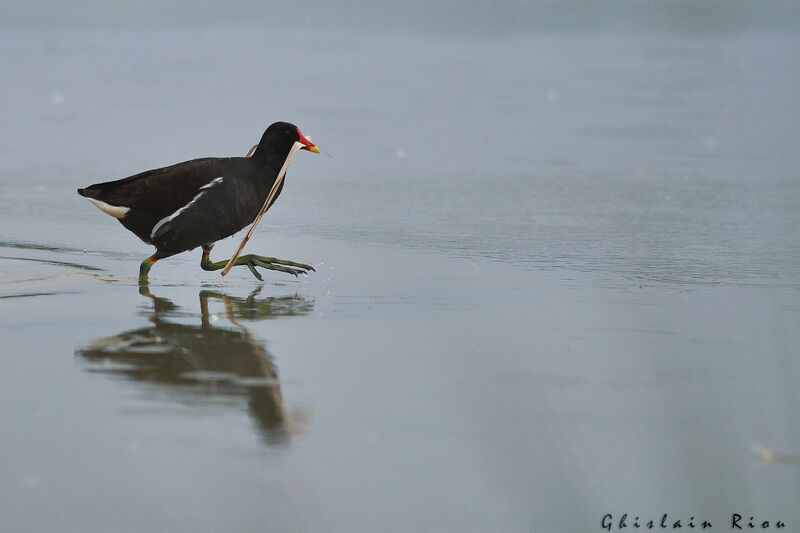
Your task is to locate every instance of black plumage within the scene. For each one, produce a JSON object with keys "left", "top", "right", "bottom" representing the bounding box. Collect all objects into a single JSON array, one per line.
[{"left": 78, "top": 121, "right": 319, "bottom": 281}]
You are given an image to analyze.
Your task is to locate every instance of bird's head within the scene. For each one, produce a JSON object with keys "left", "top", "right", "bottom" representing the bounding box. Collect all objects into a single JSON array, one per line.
[{"left": 253, "top": 122, "right": 320, "bottom": 162}]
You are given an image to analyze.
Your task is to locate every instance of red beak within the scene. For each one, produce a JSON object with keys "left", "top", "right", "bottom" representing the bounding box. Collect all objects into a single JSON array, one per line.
[{"left": 297, "top": 128, "right": 320, "bottom": 153}]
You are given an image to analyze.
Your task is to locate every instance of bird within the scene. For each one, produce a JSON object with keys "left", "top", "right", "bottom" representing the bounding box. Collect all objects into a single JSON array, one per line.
[{"left": 78, "top": 121, "right": 319, "bottom": 283}]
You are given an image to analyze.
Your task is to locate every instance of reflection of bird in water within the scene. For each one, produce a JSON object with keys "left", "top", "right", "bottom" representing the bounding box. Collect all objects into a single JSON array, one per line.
[{"left": 76, "top": 287, "right": 313, "bottom": 445}]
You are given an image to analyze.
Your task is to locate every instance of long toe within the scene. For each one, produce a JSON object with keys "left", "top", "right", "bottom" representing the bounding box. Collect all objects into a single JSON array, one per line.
[
  {"left": 275, "top": 258, "right": 315, "bottom": 271},
  {"left": 229, "top": 254, "right": 314, "bottom": 279},
  {"left": 245, "top": 261, "right": 264, "bottom": 281},
  {"left": 252, "top": 255, "right": 314, "bottom": 271},
  {"left": 252, "top": 258, "right": 304, "bottom": 276}
]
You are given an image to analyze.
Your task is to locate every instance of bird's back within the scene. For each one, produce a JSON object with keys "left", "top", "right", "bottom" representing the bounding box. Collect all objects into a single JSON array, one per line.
[{"left": 78, "top": 157, "right": 247, "bottom": 245}]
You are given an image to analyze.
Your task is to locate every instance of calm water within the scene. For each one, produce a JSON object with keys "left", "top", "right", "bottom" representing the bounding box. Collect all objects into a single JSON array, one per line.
[{"left": 1, "top": 4, "right": 799, "bottom": 532}]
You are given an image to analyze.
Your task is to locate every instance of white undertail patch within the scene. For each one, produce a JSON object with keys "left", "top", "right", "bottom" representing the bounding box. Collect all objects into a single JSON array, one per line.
[{"left": 87, "top": 197, "right": 130, "bottom": 219}]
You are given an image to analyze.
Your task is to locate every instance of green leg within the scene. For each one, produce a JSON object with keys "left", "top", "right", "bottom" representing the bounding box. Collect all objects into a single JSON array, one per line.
[
  {"left": 139, "top": 255, "right": 157, "bottom": 282},
  {"left": 137, "top": 255, "right": 157, "bottom": 294},
  {"left": 200, "top": 245, "right": 314, "bottom": 281}
]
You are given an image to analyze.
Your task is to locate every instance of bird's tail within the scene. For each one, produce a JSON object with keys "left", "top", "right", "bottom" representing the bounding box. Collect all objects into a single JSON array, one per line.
[{"left": 77, "top": 186, "right": 103, "bottom": 199}]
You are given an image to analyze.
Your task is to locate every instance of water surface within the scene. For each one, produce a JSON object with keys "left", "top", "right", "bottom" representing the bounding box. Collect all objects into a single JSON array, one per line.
[{"left": 1, "top": 7, "right": 799, "bottom": 532}]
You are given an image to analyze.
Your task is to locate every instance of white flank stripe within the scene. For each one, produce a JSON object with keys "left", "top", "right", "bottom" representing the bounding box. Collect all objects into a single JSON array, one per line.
[
  {"left": 87, "top": 198, "right": 130, "bottom": 219},
  {"left": 150, "top": 177, "right": 224, "bottom": 239},
  {"left": 200, "top": 176, "right": 224, "bottom": 190}
]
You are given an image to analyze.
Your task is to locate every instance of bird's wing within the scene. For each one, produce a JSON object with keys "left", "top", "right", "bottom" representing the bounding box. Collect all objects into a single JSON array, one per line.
[
  {"left": 80, "top": 158, "right": 229, "bottom": 218},
  {"left": 150, "top": 175, "right": 258, "bottom": 254}
]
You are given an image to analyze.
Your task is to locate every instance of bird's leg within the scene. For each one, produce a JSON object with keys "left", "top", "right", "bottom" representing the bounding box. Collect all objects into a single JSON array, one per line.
[
  {"left": 138, "top": 255, "right": 158, "bottom": 283},
  {"left": 200, "top": 244, "right": 314, "bottom": 281}
]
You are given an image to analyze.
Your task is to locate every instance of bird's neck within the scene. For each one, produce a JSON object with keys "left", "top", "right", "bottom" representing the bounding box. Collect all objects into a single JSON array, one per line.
[{"left": 254, "top": 142, "right": 304, "bottom": 178}]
